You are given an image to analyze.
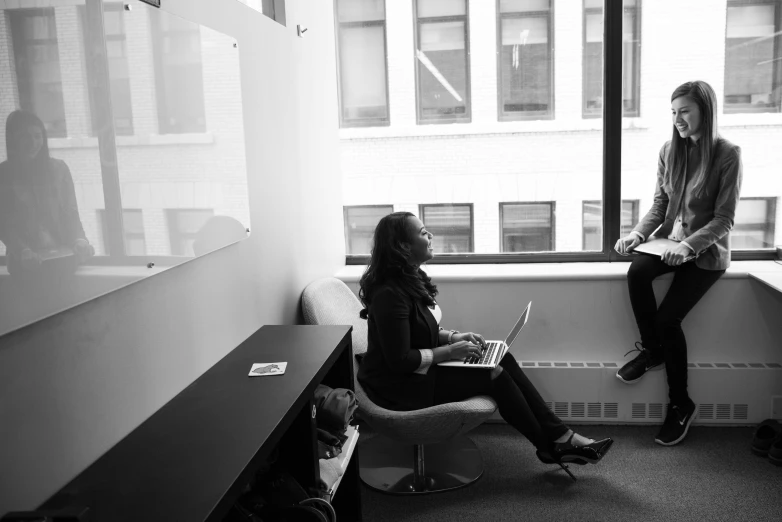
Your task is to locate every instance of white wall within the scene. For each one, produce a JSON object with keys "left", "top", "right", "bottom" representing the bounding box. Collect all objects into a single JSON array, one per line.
[{"left": 0, "top": 0, "right": 345, "bottom": 512}]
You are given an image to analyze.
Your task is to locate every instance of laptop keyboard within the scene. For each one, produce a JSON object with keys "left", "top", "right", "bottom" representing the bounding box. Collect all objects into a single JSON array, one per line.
[{"left": 465, "top": 341, "right": 501, "bottom": 365}]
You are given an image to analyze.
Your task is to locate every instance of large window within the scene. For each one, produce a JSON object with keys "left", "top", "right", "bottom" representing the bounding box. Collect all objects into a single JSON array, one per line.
[
  {"left": 151, "top": 11, "right": 206, "bottom": 134},
  {"left": 583, "top": 200, "right": 639, "bottom": 251},
  {"left": 9, "top": 8, "right": 67, "bottom": 138},
  {"left": 335, "top": 0, "right": 389, "bottom": 127},
  {"left": 344, "top": 205, "right": 393, "bottom": 255},
  {"left": 81, "top": 2, "right": 134, "bottom": 136},
  {"left": 497, "top": 0, "right": 554, "bottom": 121},
  {"left": 99, "top": 209, "right": 146, "bottom": 256},
  {"left": 583, "top": 0, "right": 641, "bottom": 118},
  {"left": 724, "top": 0, "right": 782, "bottom": 113},
  {"left": 419, "top": 204, "right": 473, "bottom": 253},
  {"left": 733, "top": 197, "right": 777, "bottom": 249},
  {"left": 414, "top": 0, "right": 471, "bottom": 123},
  {"left": 500, "top": 202, "right": 555, "bottom": 252}
]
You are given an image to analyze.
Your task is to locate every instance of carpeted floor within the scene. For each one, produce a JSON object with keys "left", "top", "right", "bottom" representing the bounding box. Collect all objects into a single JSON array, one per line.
[{"left": 356, "top": 423, "right": 782, "bottom": 522}]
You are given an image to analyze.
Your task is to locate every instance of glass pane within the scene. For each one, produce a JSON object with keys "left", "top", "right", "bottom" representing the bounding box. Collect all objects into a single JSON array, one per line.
[
  {"left": 339, "top": 25, "right": 388, "bottom": 124},
  {"left": 421, "top": 204, "right": 472, "bottom": 253},
  {"left": 500, "top": 15, "right": 551, "bottom": 118},
  {"left": 115, "top": 4, "right": 250, "bottom": 258},
  {"left": 500, "top": 0, "right": 550, "bottom": 13},
  {"left": 1, "top": 1, "right": 106, "bottom": 336},
  {"left": 417, "top": 0, "right": 466, "bottom": 18},
  {"left": 501, "top": 203, "right": 554, "bottom": 252},
  {"left": 417, "top": 21, "right": 469, "bottom": 120},
  {"left": 338, "top": 0, "right": 385, "bottom": 22},
  {"left": 724, "top": 5, "right": 779, "bottom": 113},
  {"left": 622, "top": 0, "right": 781, "bottom": 254},
  {"left": 344, "top": 206, "right": 393, "bottom": 254}
]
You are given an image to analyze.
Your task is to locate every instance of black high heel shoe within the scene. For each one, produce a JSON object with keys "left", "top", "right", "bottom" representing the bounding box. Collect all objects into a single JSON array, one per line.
[{"left": 536, "top": 434, "right": 614, "bottom": 482}]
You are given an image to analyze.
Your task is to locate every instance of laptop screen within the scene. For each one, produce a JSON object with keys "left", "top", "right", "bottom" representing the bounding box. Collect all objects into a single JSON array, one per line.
[{"left": 504, "top": 301, "right": 532, "bottom": 348}]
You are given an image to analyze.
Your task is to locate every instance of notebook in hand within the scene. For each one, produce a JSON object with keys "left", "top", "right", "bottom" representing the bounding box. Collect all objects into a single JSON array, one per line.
[
  {"left": 437, "top": 301, "right": 532, "bottom": 369},
  {"left": 632, "top": 238, "right": 694, "bottom": 262}
]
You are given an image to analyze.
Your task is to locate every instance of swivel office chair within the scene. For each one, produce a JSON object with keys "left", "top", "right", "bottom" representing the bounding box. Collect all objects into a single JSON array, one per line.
[{"left": 301, "top": 277, "right": 497, "bottom": 494}]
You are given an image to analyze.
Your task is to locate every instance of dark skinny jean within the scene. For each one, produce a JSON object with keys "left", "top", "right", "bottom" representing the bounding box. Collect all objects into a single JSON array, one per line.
[
  {"left": 627, "top": 255, "right": 725, "bottom": 406},
  {"left": 433, "top": 353, "right": 569, "bottom": 451}
]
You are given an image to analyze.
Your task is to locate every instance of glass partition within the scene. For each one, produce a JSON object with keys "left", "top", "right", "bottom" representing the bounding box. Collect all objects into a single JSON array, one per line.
[{"left": 0, "top": 0, "right": 250, "bottom": 337}]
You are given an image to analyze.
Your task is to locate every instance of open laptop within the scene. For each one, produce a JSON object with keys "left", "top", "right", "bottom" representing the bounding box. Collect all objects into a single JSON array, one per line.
[
  {"left": 632, "top": 238, "right": 695, "bottom": 262},
  {"left": 438, "top": 301, "right": 532, "bottom": 369}
]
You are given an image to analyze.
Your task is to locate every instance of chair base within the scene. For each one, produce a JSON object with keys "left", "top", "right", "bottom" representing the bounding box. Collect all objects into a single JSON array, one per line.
[{"left": 358, "top": 434, "right": 483, "bottom": 495}]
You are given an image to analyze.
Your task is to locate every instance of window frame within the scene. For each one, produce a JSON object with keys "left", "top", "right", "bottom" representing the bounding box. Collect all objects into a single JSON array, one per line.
[
  {"left": 343, "top": 204, "right": 394, "bottom": 255},
  {"left": 333, "top": 0, "right": 391, "bottom": 128},
  {"left": 582, "top": 0, "right": 642, "bottom": 119},
  {"left": 499, "top": 201, "right": 556, "bottom": 253},
  {"left": 495, "top": 0, "right": 555, "bottom": 121},
  {"left": 723, "top": 0, "right": 782, "bottom": 114},
  {"left": 419, "top": 203, "right": 475, "bottom": 253},
  {"left": 413, "top": 0, "right": 472, "bottom": 125},
  {"left": 98, "top": 208, "right": 147, "bottom": 256}
]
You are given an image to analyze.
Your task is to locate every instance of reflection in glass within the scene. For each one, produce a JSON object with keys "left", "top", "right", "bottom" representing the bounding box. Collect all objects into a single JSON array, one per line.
[{"left": 0, "top": 1, "right": 250, "bottom": 337}]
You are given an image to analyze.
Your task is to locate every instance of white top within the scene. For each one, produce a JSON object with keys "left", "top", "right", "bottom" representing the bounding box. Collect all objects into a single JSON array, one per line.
[{"left": 414, "top": 302, "right": 441, "bottom": 375}]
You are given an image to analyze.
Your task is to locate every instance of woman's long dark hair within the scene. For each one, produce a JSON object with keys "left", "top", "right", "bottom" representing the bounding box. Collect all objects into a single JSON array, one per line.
[
  {"left": 358, "top": 211, "right": 437, "bottom": 319},
  {"left": 665, "top": 81, "right": 720, "bottom": 199},
  {"left": 5, "top": 109, "right": 51, "bottom": 164}
]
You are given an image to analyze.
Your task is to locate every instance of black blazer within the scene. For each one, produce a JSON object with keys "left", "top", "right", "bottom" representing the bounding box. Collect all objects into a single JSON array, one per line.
[{"left": 357, "top": 284, "right": 440, "bottom": 411}]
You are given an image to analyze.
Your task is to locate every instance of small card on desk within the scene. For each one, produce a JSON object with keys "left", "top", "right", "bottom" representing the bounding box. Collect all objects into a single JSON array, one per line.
[{"left": 248, "top": 362, "right": 287, "bottom": 377}]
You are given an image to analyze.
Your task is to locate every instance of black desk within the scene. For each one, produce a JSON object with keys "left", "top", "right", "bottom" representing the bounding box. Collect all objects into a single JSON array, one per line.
[{"left": 32, "top": 325, "right": 361, "bottom": 522}]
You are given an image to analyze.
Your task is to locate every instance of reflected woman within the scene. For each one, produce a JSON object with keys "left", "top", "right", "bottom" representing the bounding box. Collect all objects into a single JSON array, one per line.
[
  {"left": 357, "top": 211, "right": 613, "bottom": 480},
  {"left": 0, "top": 110, "right": 94, "bottom": 275}
]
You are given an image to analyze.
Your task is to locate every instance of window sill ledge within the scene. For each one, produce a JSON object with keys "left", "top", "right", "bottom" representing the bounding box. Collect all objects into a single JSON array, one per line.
[
  {"left": 48, "top": 133, "right": 215, "bottom": 149},
  {"left": 335, "top": 260, "right": 782, "bottom": 283}
]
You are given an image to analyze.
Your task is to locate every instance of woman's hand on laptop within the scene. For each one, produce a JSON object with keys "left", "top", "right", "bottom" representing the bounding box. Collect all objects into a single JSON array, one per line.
[
  {"left": 614, "top": 233, "right": 642, "bottom": 256},
  {"left": 661, "top": 243, "right": 692, "bottom": 266},
  {"left": 452, "top": 332, "right": 486, "bottom": 349},
  {"left": 447, "top": 341, "right": 484, "bottom": 361}
]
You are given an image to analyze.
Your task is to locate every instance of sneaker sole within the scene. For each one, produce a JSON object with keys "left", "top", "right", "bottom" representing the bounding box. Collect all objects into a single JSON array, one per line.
[
  {"left": 655, "top": 409, "right": 696, "bottom": 446},
  {"left": 615, "top": 364, "right": 665, "bottom": 384}
]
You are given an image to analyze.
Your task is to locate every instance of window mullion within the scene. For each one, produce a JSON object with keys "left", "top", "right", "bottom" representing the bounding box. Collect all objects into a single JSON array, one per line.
[
  {"left": 603, "top": 0, "right": 623, "bottom": 261},
  {"left": 85, "top": 0, "right": 125, "bottom": 256}
]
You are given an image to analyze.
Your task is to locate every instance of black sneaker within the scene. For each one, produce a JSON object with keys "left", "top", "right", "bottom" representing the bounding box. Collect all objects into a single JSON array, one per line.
[
  {"left": 655, "top": 399, "right": 696, "bottom": 446},
  {"left": 616, "top": 342, "right": 665, "bottom": 384}
]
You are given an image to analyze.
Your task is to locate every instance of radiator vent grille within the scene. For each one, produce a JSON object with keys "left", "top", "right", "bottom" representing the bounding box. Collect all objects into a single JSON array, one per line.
[
  {"left": 632, "top": 403, "right": 646, "bottom": 419},
  {"left": 716, "top": 404, "right": 732, "bottom": 420},
  {"left": 588, "top": 403, "right": 602, "bottom": 418},
  {"left": 699, "top": 404, "right": 714, "bottom": 420},
  {"left": 538, "top": 401, "right": 749, "bottom": 421},
  {"left": 571, "top": 402, "right": 585, "bottom": 418},
  {"left": 649, "top": 403, "right": 664, "bottom": 419},
  {"left": 734, "top": 404, "right": 748, "bottom": 420},
  {"left": 520, "top": 361, "right": 782, "bottom": 369},
  {"left": 604, "top": 403, "right": 618, "bottom": 418},
  {"left": 554, "top": 401, "right": 568, "bottom": 416}
]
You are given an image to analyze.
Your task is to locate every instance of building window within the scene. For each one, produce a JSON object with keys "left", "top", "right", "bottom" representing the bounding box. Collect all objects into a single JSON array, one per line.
[
  {"left": 335, "top": 0, "right": 389, "bottom": 127},
  {"left": 150, "top": 10, "right": 206, "bottom": 134},
  {"left": 166, "top": 209, "right": 215, "bottom": 256},
  {"left": 99, "top": 209, "right": 146, "bottom": 256},
  {"left": 732, "top": 197, "right": 777, "bottom": 248},
  {"left": 497, "top": 0, "right": 554, "bottom": 121},
  {"left": 500, "top": 202, "right": 555, "bottom": 252},
  {"left": 419, "top": 203, "right": 473, "bottom": 253},
  {"left": 344, "top": 205, "right": 393, "bottom": 255},
  {"left": 414, "top": 0, "right": 471, "bottom": 123},
  {"left": 80, "top": 3, "right": 134, "bottom": 136},
  {"left": 9, "top": 8, "right": 67, "bottom": 138},
  {"left": 583, "top": 0, "right": 641, "bottom": 118},
  {"left": 582, "top": 199, "right": 639, "bottom": 251},
  {"left": 724, "top": 0, "right": 782, "bottom": 114}
]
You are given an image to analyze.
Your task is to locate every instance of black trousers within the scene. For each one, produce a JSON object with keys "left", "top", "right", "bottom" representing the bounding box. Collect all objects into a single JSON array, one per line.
[
  {"left": 433, "top": 353, "right": 569, "bottom": 451},
  {"left": 627, "top": 254, "right": 725, "bottom": 405}
]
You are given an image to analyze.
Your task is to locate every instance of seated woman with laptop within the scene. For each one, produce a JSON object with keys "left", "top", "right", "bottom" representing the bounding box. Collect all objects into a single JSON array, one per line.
[{"left": 356, "top": 211, "right": 613, "bottom": 480}]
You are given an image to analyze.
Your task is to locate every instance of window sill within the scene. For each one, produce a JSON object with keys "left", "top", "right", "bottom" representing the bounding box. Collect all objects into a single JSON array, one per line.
[
  {"left": 48, "top": 133, "right": 215, "bottom": 149},
  {"left": 338, "top": 118, "right": 651, "bottom": 140},
  {"left": 335, "top": 260, "right": 782, "bottom": 283}
]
